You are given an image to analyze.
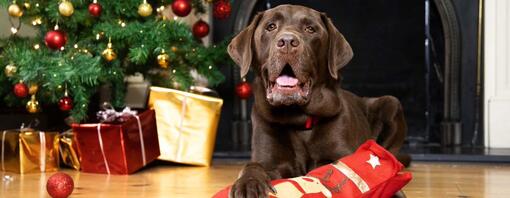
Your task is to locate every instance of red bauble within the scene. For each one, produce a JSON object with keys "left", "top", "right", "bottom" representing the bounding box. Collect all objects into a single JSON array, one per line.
[
  {"left": 171, "top": 0, "right": 192, "bottom": 17},
  {"left": 13, "top": 82, "right": 28, "bottom": 98},
  {"left": 59, "top": 96, "right": 73, "bottom": 111},
  {"left": 44, "top": 30, "right": 67, "bottom": 50},
  {"left": 46, "top": 172, "right": 74, "bottom": 198},
  {"left": 192, "top": 20, "right": 210, "bottom": 38},
  {"left": 88, "top": 3, "right": 102, "bottom": 17},
  {"left": 235, "top": 81, "right": 252, "bottom": 99},
  {"left": 213, "top": 0, "right": 231, "bottom": 20}
]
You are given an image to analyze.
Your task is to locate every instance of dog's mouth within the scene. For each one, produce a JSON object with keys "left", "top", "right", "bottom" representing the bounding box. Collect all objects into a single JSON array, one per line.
[{"left": 266, "top": 64, "right": 311, "bottom": 106}]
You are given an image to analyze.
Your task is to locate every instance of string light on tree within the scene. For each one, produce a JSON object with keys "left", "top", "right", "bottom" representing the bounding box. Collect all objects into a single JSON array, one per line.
[
  {"left": 138, "top": 0, "right": 153, "bottom": 17},
  {"left": 10, "top": 27, "right": 19, "bottom": 35},
  {"left": 23, "top": 2, "right": 30, "bottom": 9},
  {"left": 31, "top": 17, "right": 42, "bottom": 26},
  {"left": 58, "top": 0, "right": 74, "bottom": 17}
]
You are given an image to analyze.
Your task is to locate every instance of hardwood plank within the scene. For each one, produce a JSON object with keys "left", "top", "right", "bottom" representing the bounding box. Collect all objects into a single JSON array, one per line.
[{"left": 1, "top": 161, "right": 510, "bottom": 197}]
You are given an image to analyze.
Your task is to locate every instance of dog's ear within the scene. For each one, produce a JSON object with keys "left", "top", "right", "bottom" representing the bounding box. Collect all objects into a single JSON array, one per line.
[
  {"left": 321, "top": 13, "right": 353, "bottom": 80},
  {"left": 228, "top": 12, "right": 264, "bottom": 78}
]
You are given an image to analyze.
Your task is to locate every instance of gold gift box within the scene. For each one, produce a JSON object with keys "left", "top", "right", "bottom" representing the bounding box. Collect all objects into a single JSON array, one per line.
[
  {"left": 0, "top": 129, "right": 59, "bottom": 173},
  {"left": 58, "top": 131, "right": 80, "bottom": 170},
  {"left": 148, "top": 86, "right": 223, "bottom": 166}
]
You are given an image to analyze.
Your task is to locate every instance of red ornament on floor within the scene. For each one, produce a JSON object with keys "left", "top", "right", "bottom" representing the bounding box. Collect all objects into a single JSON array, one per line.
[
  {"left": 88, "top": 2, "right": 102, "bottom": 17},
  {"left": 59, "top": 96, "right": 73, "bottom": 111},
  {"left": 171, "top": 0, "right": 191, "bottom": 17},
  {"left": 213, "top": 0, "right": 231, "bottom": 20},
  {"left": 46, "top": 172, "right": 74, "bottom": 198},
  {"left": 44, "top": 30, "right": 67, "bottom": 50},
  {"left": 235, "top": 81, "right": 252, "bottom": 99},
  {"left": 192, "top": 20, "right": 210, "bottom": 38},
  {"left": 13, "top": 82, "right": 28, "bottom": 98}
]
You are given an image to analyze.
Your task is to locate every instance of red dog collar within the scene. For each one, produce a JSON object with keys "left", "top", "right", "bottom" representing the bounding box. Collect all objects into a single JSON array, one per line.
[{"left": 305, "top": 116, "right": 319, "bottom": 129}]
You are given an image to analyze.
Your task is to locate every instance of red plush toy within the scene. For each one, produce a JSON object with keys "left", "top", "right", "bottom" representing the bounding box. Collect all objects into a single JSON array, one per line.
[{"left": 213, "top": 140, "right": 412, "bottom": 198}]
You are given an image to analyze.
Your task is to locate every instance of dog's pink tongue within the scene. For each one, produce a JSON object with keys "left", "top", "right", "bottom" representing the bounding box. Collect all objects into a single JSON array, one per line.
[{"left": 276, "top": 75, "right": 299, "bottom": 86}]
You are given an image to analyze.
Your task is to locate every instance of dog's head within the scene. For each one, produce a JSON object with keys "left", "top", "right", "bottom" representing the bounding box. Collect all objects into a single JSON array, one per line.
[{"left": 228, "top": 5, "right": 353, "bottom": 106}]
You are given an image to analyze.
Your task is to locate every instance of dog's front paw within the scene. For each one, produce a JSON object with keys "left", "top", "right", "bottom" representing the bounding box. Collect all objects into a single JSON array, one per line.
[{"left": 229, "top": 175, "right": 276, "bottom": 198}]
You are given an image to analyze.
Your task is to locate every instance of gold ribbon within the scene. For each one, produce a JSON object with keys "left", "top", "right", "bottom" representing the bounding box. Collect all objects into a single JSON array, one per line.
[{"left": 332, "top": 161, "right": 370, "bottom": 193}]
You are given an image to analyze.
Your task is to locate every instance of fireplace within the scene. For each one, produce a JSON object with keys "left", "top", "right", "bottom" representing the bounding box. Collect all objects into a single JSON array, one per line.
[{"left": 212, "top": 0, "right": 484, "bottom": 157}]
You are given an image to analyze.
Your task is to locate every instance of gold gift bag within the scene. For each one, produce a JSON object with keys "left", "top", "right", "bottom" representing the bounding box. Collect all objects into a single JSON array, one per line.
[
  {"left": 148, "top": 86, "right": 223, "bottom": 166},
  {"left": 0, "top": 129, "right": 59, "bottom": 173}
]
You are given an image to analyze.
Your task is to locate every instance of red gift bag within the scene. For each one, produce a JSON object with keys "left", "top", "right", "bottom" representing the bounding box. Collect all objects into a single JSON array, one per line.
[
  {"left": 213, "top": 140, "right": 411, "bottom": 198},
  {"left": 72, "top": 110, "right": 160, "bottom": 174}
]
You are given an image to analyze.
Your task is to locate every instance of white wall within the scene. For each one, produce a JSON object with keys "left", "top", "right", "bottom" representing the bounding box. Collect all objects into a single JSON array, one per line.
[
  {"left": 0, "top": 9, "right": 37, "bottom": 38},
  {"left": 484, "top": 0, "right": 510, "bottom": 148}
]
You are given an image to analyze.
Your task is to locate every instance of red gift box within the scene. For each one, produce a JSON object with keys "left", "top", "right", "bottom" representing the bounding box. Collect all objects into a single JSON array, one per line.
[{"left": 72, "top": 110, "right": 160, "bottom": 174}]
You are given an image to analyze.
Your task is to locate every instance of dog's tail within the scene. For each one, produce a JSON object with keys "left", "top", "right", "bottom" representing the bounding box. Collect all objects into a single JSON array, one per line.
[{"left": 396, "top": 153, "right": 412, "bottom": 168}]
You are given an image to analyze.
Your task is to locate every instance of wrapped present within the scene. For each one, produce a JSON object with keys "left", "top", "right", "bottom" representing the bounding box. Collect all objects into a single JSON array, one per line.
[
  {"left": 58, "top": 130, "right": 80, "bottom": 170},
  {"left": 147, "top": 86, "right": 223, "bottom": 166},
  {"left": 213, "top": 140, "right": 412, "bottom": 198},
  {"left": 72, "top": 109, "right": 160, "bottom": 174},
  {"left": 0, "top": 129, "right": 59, "bottom": 173}
]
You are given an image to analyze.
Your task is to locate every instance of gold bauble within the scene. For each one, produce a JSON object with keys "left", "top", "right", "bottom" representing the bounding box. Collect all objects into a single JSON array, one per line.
[
  {"left": 28, "top": 84, "right": 39, "bottom": 95},
  {"left": 138, "top": 2, "right": 153, "bottom": 17},
  {"left": 26, "top": 95, "right": 40, "bottom": 113},
  {"left": 8, "top": 4, "right": 23, "bottom": 17},
  {"left": 4, "top": 64, "right": 17, "bottom": 77},
  {"left": 171, "top": 46, "right": 178, "bottom": 52},
  {"left": 157, "top": 53, "right": 170, "bottom": 68},
  {"left": 58, "top": 1, "right": 74, "bottom": 17},
  {"left": 102, "top": 48, "right": 117, "bottom": 62}
]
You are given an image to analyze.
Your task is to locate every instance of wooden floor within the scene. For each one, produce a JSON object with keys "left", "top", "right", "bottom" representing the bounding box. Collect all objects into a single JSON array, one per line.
[{"left": 1, "top": 161, "right": 510, "bottom": 198}]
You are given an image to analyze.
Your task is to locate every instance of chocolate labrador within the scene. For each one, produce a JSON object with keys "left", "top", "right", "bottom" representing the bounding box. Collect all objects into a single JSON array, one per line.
[{"left": 227, "top": 4, "right": 407, "bottom": 198}]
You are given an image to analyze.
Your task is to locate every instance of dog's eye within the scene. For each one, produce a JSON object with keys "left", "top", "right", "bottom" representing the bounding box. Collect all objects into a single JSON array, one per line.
[
  {"left": 266, "top": 23, "right": 277, "bottom": 31},
  {"left": 305, "top": 26, "right": 315, "bottom": 33}
]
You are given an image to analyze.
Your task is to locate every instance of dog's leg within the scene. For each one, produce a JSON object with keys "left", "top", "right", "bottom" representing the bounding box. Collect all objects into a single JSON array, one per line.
[
  {"left": 229, "top": 162, "right": 276, "bottom": 198},
  {"left": 230, "top": 113, "right": 298, "bottom": 198},
  {"left": 365, "top": 95, "right": 411, "bottom": 167},
  {"left": 365, "top": 96, "right": 407, "bottom": 156}
]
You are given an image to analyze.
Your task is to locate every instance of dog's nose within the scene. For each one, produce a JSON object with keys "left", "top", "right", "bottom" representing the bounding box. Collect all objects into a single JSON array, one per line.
[{"left": 276, "top": 33, "right": 300, "bottom": 50}]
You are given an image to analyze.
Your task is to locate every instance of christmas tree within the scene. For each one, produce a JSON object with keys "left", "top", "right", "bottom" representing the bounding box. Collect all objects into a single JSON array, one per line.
[{"left": 0, "top": 0, "right": 232, "bottom": 122}]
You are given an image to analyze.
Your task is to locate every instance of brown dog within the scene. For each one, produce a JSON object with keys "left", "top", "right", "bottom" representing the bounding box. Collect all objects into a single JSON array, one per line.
[{"left": 227, "top": 5, "right": 407, "bottom": 198}]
